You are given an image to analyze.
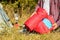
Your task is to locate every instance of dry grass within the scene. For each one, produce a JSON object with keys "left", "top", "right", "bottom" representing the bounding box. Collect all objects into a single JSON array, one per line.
[{"left": 0, "top": 27, "right": 60, "bottom": 40}]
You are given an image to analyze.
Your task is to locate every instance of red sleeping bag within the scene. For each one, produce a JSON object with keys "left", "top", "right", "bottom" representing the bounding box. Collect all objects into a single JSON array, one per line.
[{"left": 24, "top": 8, "right": 55, "bottom": 34}]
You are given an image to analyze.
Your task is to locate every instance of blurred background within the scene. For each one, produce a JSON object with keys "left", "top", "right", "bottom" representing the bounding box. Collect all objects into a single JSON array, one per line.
[
  {"left": 0, "top": 0, "right": 38, "bottom": 25},
  {"left": 0, "top": 0, "right": 60, "bottom": 40}
]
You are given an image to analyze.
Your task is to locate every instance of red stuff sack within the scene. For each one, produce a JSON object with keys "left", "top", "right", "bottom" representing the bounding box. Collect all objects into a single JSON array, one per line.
[{"left": 24, "top": 8, "right": 48, "bottom": 31}]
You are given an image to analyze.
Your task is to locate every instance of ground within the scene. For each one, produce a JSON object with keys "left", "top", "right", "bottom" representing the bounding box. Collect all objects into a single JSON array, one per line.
[{"left": 0, "top": 29, "right": 60, "bottom": 40}]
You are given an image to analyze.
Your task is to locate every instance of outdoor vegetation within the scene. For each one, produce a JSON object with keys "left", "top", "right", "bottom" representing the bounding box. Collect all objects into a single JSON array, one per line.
[{"left": 0, "top": 0, "right": 60, "bottom": 40}]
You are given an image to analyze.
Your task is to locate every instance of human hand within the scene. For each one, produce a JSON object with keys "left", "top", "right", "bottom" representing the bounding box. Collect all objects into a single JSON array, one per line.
[{"left": 52, "top": 23, "right": 58, "bottom": 30}]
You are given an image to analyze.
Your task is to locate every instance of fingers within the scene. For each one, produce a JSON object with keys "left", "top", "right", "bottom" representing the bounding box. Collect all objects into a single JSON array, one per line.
[
  {"left": 30, "top": 11, "right": 36, "bottom": 17},
  {"left": 53, "top": 23, "right": 58, "bottom": 30}
]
